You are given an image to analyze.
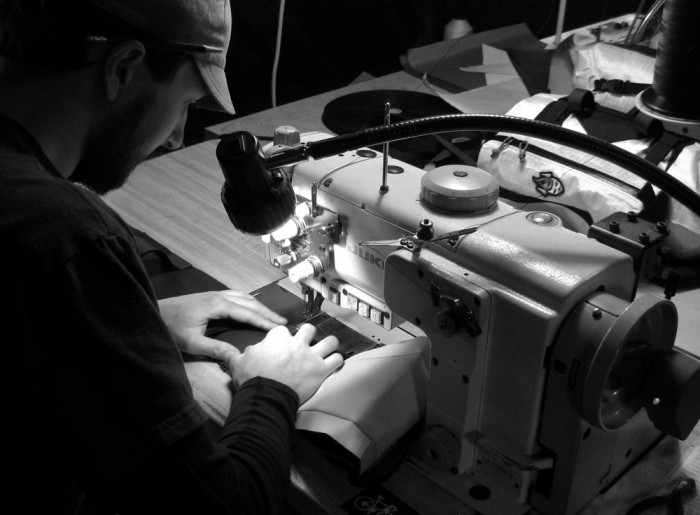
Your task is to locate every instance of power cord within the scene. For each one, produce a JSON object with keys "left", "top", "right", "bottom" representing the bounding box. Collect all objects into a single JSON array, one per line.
[
  {"left": 271, "top": 0, "right": 287, "bottom": 108},
  {"left": 625, "top": 478, "right": 696, "bottom": 515}
]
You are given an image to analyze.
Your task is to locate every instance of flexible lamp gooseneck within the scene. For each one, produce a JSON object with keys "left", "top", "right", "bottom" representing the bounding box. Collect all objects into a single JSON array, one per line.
[
  {"left": 216, "top": 113, "right": 700, "bottom": 236},
  {"left": 216, "top": 0, "right": 700, "bottom": 235}
]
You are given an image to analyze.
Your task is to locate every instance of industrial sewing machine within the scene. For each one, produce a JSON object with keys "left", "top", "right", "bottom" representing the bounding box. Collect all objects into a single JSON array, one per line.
[
  {"left": 215, "top": 121, "right": 700, "bottom": 515},
  {"left": 212, "top": 3, "right": 700, "bottom": 511}
]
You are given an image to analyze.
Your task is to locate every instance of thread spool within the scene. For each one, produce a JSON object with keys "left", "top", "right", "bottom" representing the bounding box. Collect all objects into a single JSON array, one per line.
[{"left": 637, "top": 0, "right": 700, "bottom": 123}]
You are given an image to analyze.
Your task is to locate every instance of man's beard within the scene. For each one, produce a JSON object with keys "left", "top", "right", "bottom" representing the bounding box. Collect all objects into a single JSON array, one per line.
[{"left": 70, "top": 93, "right": 157, "bottom": 195}]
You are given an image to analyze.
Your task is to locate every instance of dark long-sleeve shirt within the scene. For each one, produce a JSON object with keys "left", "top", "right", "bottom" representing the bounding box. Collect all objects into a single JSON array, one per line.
[{"left": 0, "top": 114, "right": 298, "bottom": 514}]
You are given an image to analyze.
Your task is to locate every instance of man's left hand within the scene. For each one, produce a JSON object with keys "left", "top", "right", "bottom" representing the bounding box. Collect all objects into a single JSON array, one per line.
[{"left": 158, "top": 290, "right": 287, "bottom": 361}]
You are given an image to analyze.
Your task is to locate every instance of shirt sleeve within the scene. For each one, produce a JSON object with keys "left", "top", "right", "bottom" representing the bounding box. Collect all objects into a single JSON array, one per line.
[
  {"left": 82, "top": 378, "right": 300, "bottom": 515},
  {"left": 37, "top": 234, "right": 208, "bottom": 484},
  {"left": 44, "top": 234, "right": 301, "bottom": 513}
]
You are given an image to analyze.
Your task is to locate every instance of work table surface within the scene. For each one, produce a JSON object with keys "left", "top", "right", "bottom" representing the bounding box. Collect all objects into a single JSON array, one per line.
[
  {"left": 106, "top": 37, "right": 700, "bottom": 512},
  {"left": 105, "top": 135, "right": 699, "bottom": 515}
]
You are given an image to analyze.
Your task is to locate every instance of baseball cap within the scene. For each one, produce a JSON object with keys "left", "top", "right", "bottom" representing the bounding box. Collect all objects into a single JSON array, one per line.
[{"left": 84, "top": 0, "right": 235, "bottom": 114}]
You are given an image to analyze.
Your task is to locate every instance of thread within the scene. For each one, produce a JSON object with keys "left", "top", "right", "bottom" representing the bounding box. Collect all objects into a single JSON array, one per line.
[{"left": 639, "top": 0, "right": 700, "bottom": 121}]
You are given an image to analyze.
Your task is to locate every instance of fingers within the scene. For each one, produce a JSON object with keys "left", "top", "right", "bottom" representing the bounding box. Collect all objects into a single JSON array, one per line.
[
  {"left": 293, "top": 323, "right": 317, "bottom": 343},
  {"left": 293, "top": 324, "right": 343, "bottom": 373},
  {"left": 266, "top": 324, "right": 342, "bottom": 365},
  {"left": 214, "top": 290, "right": 287, "bottom": 329},
  {"left": 230, "top": 322, "right": 344, "bottom": 399},
  {"left": 265, "top": 324, "right": 293, "bottom": 339},
  {"left": 310, "top": 335, "right": 340, "bottom": 357},
  {"left": 323, "top": 351, "right": 344, "bottom": 374},
  {"left": 285, "top": 324, "right": 340, "bottom": 354},
  {"left": 193, "top": 335, "right": 240, "bottom": 362}
]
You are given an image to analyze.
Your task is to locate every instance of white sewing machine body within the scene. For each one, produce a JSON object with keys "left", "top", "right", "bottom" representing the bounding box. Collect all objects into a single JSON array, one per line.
[{"left": 262, "top": 133, "right": 686, "bottom": 515}]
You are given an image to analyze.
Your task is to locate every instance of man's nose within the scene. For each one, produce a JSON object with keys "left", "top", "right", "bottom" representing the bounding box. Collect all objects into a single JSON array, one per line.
[
  {"left": 162, "top": 114, "right": 187, "bottom": 151},
  {"left": 162, "top": 130, "right": 184, "bottom": 151}
]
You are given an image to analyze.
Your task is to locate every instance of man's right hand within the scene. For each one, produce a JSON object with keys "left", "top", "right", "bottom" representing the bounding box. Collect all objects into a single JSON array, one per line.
[{"left": 227, "top": 324, "right": 344, "bottom": 404}]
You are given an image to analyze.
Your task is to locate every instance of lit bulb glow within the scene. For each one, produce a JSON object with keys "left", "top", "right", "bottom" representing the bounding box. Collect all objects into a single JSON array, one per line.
[
  {"left": 288, "top": 260, "right": 316, "bottom": 283},
  {"left": 271, "top": 219, "right": 300, "bottom": 241}
]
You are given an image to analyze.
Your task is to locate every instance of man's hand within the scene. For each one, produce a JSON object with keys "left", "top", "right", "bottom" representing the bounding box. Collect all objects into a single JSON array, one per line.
[
  {"left": 228, "top": 324, "right": 344, "bottom": 404},
  {"left": 158, "top": 290, "right": 287, "bottom": 361}
]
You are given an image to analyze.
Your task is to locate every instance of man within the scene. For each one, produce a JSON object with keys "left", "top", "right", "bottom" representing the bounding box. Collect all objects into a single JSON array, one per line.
[{"left": 0, "top": 0, "right": 343, "bottom": 513}]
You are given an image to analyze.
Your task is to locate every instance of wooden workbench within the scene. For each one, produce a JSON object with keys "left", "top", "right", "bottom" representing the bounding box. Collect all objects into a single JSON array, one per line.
[
  {"left": 106, "top": 39, "right": 700, "bottom": 513},
  {"left": 105, "top": 135, "right": 699, "bottom": 515}
]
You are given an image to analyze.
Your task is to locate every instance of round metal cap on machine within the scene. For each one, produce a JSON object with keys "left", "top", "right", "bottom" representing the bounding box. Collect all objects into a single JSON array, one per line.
[{"left": 420, "top": 165, "right": 499, "bottom": 212}]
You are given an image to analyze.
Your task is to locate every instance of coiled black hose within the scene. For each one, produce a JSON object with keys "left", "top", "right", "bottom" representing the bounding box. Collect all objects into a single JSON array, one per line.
[{"left": 265, "top": 114, "right": 700, "bottom": 218}]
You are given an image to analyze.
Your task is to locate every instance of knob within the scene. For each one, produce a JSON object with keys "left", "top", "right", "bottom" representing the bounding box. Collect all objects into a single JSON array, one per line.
[
  {"left": 287, "top": 256, "right": 323, "bottom": 283},
  {"left": 273, "top": 125, "right": 301, "bottom": 147},
  {"left": 420, "top": 165, "right": 499, "bottom": 213},
  {"left": 417, "top": 426, "right": 460, "bottom": 472},
  {"left": 434, "top": 308, "right": 458, "bottom": 337}
]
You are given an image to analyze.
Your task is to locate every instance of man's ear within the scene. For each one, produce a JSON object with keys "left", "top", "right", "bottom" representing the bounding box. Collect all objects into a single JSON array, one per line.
[{"left": 101, "top": 41, "right": 147, "bottom": 102}]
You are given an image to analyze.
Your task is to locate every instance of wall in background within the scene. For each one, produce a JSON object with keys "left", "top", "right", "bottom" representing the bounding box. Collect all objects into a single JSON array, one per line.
[{"left": 185, "top": 0, "right": 642, "bottom": 143}]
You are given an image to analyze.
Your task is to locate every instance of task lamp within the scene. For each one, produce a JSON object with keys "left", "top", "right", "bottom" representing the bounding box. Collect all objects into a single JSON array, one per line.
[{"left": 216, "top": 113, "right": 700, "bottom": 237}]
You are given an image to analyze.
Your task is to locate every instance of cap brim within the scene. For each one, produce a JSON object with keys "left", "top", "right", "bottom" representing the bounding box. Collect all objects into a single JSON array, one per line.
[{"left": 195, "top": 59, "right": 235, "bottom": 115}]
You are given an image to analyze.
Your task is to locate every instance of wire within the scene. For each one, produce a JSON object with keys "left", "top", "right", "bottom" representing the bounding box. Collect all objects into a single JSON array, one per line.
[
  {"left": 409, "top": 36, "right": 464, "bottom": 95},
  {"left": 630, "top": 0, "right": 664, "bottom": 45},
  {"left": 624, "top": 0, "right": 650, "bottom": 44},
  {"left": 264, "top": 114, "right": 700, "bottom": 218},
  {"left": 624, "top": 477, "right": 696, "bottom": 515},
  {"left": 534, "top": 0, "right": 558, "bottom": 38},
  {"left": 554, "top": 0, "right": 568, "bottom": 44},
  {"left": 271, "top": 0, "right": 287, "bottom": 108}
]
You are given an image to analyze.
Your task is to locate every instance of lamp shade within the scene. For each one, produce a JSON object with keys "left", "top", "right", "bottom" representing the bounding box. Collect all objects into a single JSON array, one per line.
[{"left": 217, "top": 131, "right": 296, "bottom": 235}]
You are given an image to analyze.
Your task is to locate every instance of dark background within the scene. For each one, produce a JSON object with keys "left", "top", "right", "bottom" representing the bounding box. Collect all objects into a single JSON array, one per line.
[{"left": 186, "top": 0, "right": 643, "bottom": 142}]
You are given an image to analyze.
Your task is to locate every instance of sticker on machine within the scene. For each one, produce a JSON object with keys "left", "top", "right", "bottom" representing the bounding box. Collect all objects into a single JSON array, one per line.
[
  {"left": 532, "top": 171, "right": 565, "bottom": 197},
  {"left": 342, "top": 486, "right": 421, "bottom": 515}
]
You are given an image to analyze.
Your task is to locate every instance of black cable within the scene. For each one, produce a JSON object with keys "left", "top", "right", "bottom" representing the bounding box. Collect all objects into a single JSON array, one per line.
[
  {"left": 267, "top": 114, "right": 700, "bottom": 218},
  {"left": 625, "top": 477, "right": 696, "bottom": 515}
]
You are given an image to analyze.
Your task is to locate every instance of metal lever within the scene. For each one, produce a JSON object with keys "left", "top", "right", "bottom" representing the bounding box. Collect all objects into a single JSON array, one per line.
[
  {"left": 360, "top": 224, "right": 480, "bottom": 251},
  {"left": 430, "top": 282, "right": 482, "bottom": 337}
]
